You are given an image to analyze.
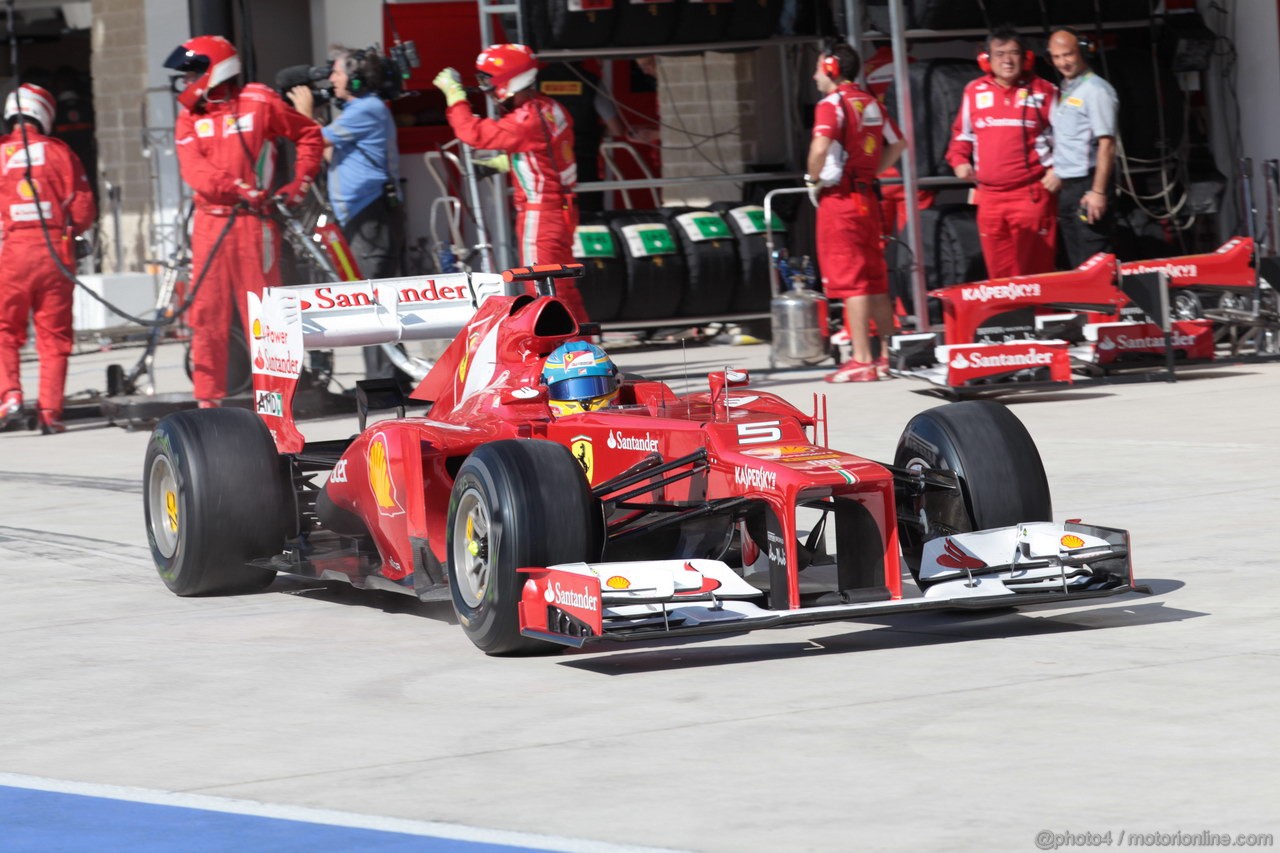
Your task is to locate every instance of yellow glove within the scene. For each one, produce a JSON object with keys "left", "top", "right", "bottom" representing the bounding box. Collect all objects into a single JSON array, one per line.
[
  {"left": 473, "top": 154, "right": 510, "bottom": 173},
  {"left": 433, "top": 68, "right": 467, "bottom": 108}
]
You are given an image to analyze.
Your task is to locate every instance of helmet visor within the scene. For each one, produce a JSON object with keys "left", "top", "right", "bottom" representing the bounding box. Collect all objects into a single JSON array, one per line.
[
  {"left": 475, "top": 71, "right": 494, "bottom": 92},
  {"left": 163, "top": 45, "right": 210, "bottom": 74},
  {"left": 548, "top": 375, "right": 615, "bottom": 404}
]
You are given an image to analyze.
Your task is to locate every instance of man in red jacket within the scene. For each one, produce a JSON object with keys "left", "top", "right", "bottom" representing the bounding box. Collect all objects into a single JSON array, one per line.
[
  {"left": 806, "top": 45, "right": 906, "bottom": 384},
  {"left": 433, "top": 44, "right": 588, "bottom": 323},
  {"left": 0, "top": 83, "right": 96, "bottom": 434},
  {"left": 164, "top": 35, "right": 323, "bottom": 407},
  {"left": 946, "top": 27, "right": 1058, "bottom": 279}
]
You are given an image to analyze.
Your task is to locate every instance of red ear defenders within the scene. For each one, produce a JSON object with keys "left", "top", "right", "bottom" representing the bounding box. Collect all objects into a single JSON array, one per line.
[
  {"left": 821, "top": 53, "right": 840, "bottom": 80},
  {"left": 977, "top": 48, "right": 1034, "bottom": 74}
]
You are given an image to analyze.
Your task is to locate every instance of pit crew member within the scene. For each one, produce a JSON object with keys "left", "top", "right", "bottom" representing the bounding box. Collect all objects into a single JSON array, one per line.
[
  {"left": 1043, "top": 27, "right": 1117, "bottom": 268},
  {"left": 164, "top": 35, "right": 323, "bottom": 407},
  {"left": 945, "top": 26, "right": 1058, "bottom": 279},
  {"left": 805, "top": 44, "right": 906, "bottom": 384},
  {"left": 0, "top": 83, "right": 96, "bottom": 434},
  {"left": 433, "top": 44, "right": 588, "bottom": 324}
]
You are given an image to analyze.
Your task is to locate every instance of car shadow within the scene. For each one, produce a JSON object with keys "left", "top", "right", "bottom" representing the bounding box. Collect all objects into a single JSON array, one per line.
[
  {"left": 270, "top": 576, "right": 459, "bottom": 625},
  {"left": 555, "top": 583, "right": 1197, "bottom": 675}
]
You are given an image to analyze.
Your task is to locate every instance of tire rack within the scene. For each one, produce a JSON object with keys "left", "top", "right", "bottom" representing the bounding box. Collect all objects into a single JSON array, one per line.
[{"left": 474, "top": 1, "right": 839, "bottom": 331}]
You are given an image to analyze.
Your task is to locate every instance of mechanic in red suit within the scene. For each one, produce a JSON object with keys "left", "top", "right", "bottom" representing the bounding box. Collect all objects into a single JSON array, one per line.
[
  {"left": 0, "top": 83, "right": 96, "bottom": 434},
  {"left": 945, "top": 26, "right": 1058, "bottom": 279},
  {"left": 432, "top": 44, "right": 588, "bottom": 324},
  {"left": 164, "top": 35, "right": 323, "bottom": 407},
  {"left": 805, "top": 44, "right": 906, "bottom": 384}
]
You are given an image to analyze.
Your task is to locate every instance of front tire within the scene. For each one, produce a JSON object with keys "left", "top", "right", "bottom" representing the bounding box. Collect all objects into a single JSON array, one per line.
[
  {"left": 446, "top": 440, "right": 597, "bottom": 655},
  {"left": 894, "top": 401, "right": 1052, "bottom": 583},
  {"left": 144, "top": 408, "right": 292, "bottom": 595}
]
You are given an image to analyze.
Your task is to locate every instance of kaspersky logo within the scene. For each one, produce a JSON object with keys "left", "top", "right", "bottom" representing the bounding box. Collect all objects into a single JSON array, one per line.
[
  {"left": 367, "top": 432, "right": 404, "bottom": 517},
  {"left": 960, "top": 282, "right": 1043, "bottom": 302},
  {"left": 951, "top": 349, "right": 1054, "bottom": 369}
]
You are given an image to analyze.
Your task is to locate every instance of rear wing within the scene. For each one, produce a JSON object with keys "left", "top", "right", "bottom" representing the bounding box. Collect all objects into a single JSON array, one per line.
[{"left": 245, "top": 272, "right": 507, "bottom": 452}]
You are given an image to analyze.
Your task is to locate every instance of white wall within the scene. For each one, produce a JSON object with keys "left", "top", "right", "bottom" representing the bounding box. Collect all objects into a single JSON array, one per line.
[{"left": 1201, "top": 0, "right": 1280, "bottom": 238}]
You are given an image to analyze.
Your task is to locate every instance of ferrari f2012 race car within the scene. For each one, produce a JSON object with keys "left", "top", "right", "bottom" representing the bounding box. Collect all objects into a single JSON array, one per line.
[{"left": 143, "top": 265, "right": 1137, "bottom": 655}]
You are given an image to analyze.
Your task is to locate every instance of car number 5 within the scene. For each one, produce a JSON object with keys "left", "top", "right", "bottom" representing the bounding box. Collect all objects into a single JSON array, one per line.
[{"left": 737, "top": 421, "right": 782, "bottom": 444}]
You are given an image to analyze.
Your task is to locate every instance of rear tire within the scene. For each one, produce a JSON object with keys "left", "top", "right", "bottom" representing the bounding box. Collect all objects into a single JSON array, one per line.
[
  {"left": 894, "top": 401, "right": 1051, "bottom": 583},
  {"left": 446, "top": 440, "right": 597, "bottom": 655},
  {"left": 144, "top": 408, "right": 292, "bottom": 595}
]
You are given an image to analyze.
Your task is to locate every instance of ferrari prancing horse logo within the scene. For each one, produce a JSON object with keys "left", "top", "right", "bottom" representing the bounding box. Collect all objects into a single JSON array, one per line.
[{"left": 571, "top": 435, "right": 593, "bottom": 483}]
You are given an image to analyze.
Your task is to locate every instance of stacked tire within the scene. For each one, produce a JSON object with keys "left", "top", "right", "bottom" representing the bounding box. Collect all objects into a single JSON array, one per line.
[
  {"left": 889, "top": 203, "right": 986, "bottom": 324},
  {"left": 572, "top": 217, "right": 627, "bottom": 322},
  {"left": 603, "top": 211, "right": 686, "bottom": 320},
  {"left": 710, "top": 202, "right": 778, "bottom": 313},
  {"left": 521, "top": 0, "right": 616, "bottom": 51},
  {"left": 882, "top": 59, "right": 982, "bottom": 178},
  {"left": 657, "top": 207, "right": 738, "bottom": 317}
]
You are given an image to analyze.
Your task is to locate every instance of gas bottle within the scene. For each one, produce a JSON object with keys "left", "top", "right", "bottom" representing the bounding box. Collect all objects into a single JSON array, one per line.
[{"left": 770, "top": 252, "right": 830, "bottom": 365}]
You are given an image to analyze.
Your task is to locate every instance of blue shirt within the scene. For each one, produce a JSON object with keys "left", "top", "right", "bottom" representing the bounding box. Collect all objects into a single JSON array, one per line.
[
  {"left": 323, "top": 95, "right": 400, "bottom": 224},
  {"left": 1049, "top": 71, "right": 1118, "bottom": 180}
]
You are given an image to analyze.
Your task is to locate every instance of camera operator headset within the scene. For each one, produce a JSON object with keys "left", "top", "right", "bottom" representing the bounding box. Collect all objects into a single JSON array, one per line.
[
  {"left": 289, "top": 46, "right": 406, "bottom": 381},
  {"left": 163, "top": 34, "right": 323, "bottom": 408},
  {"left": 432, "top": 44, "right": 589, "bottom": 324}
]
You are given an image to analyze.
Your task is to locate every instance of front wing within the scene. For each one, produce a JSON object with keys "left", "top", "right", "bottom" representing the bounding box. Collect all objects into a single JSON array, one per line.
[{"left": 518, "top": 522, "right": 1135, "bottom": 648}]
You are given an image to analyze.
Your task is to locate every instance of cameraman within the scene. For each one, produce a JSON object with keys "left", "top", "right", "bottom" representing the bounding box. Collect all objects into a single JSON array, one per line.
[{"left": 291, "top": 46, "right": 405, "bottom": 381}]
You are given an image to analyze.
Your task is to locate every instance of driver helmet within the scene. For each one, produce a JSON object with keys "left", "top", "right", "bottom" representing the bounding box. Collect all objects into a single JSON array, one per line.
[
  {"left": 3, "top": 83, "right": 55, "bottom": 136},
  {"left": 475, "top": 43, "right": 537, "bottom": 102},
  {"left": 164, "top": 35, "right": 241, "bottom": 111},
  {"left": 542, "top": 341, "right": 620, "bottom": 416}
]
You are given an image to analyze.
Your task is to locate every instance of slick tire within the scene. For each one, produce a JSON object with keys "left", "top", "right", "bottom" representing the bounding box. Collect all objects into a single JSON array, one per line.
[
  {"left": 144, "top": 408, "right": 292, "bottom": 596},
  {"left": 893, "top": 401, "right": 1051, "bottom": 584},
  {"left": 446, "top": 440, "right": 599, "bottom": 655}
]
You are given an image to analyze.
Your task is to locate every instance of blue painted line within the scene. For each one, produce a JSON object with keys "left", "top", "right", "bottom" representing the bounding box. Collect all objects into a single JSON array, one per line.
[
  {"left": 0, "top": 785, "right": 555, "bottom": 852},
  {"left": 0, "top": 775, "right": 678, "bottom": 853}
]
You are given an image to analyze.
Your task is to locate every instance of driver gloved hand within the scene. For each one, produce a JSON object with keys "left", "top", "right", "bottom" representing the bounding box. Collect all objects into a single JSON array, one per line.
[
  {"left": 804, "top": 175, "right": 821, "bottom": 208},
  {"left": 472, "top": 153, "right": 510, "bottom": 175},
  {"left": 433, "top": 68, "right": 467, "bottom": 108}
]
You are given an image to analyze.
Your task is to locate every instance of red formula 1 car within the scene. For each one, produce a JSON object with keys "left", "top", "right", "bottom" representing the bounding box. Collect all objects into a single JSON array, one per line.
[{"left": 142, "top": 266, "right": 1137, "bottom": 655}]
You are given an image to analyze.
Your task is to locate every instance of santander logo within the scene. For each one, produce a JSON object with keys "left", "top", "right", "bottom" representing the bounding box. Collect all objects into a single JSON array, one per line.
[
  {"left": 937, "top": 538, "right": 985, "bottom": 570},
  {"left": 950, "top": 352, "right": 971, "bottom": 369}
]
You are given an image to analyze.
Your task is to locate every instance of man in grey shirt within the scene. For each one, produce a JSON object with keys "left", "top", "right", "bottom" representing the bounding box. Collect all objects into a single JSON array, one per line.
[{"left": 1044, "top": 28, "right": 1118, "bottom": 268}]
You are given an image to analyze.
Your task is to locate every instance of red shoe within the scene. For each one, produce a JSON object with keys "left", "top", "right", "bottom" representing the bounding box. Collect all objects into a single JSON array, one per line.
[
  {"left": 1, "top": 391, "right": 23, "bottom": 429},
  {"left": 825, "top": 359, "right": 878, "bottom": 383},
  {"left": 875, "top": 353, "right": 894, "bottom": 379},
  {"left": 38, "top": 410, "right": 66, "bottom": 435},
  {"left": 197, "top": 399, "right": 222, "bottom": 409}
]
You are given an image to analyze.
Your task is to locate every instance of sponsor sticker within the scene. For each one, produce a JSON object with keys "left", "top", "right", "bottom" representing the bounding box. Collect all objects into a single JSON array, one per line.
[
  {"left": 606, "top": 430, "right": 659, "bottom": 453},
  {"left": 330, "top": 458, "right": 349, "bottom": 484},
  {"left": 727, "top": 205, "right": 785, "bottom": 236},
  {"left": 544, "top": 580, "right": 600, "bottom": 612},
  {"left": 734, "top": 465, "right": 778, "bottom": 491},
  {"left": 976, "top": 91, "right": 994, "bottom": 109},
  {"left": 254, "top": 390, "right": 283, "bottom": 418},
  {"left": 540, "top": 81, "right": 583, "bottom": 96},
  {"left": 570, "top": 435, "right": 594, "bottom": 483},
  {"left": 949, "top": 348, "right": 1054, "bottom": 370},
  {"left": 675, "top": 211, "right": 731, "bottom": 243},
  {"left": 3, "top": 141, "right": 45, "bottom": 171},
  {"left": 367, "top": 432, "right": 404, "bottom": 517},
  {"left": 195, "top": 118, "right": 215, "bottom": 138},
  {"left": 223, "top": 113, "right": 253, "bottom": 135},
  {"left": 1060, "top": 534, "right": 1085, "bottom": 549},
  {"left": 960, "top": 282, "right": 1043, "bottom": 303}
]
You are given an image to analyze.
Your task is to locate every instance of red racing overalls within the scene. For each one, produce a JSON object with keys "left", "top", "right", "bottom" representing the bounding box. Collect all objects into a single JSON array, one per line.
[
  {"left": 174, "top": 83, "right": 323, "bottom": 403},
  {"left": 445, "top": 94, "right": 588, "bottom": 323},
  {"left": 946, "top": 73, "right": 1058, "bottom": 279},
  {"left": 813, "top": 81, "right": 901, "bottom": 299},
  {"left": 0, "top": 130, "right": 96, "bottom": 421}
]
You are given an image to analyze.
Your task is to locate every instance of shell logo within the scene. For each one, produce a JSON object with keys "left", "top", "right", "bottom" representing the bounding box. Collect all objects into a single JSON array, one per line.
[
  {"left": 16, "top": 177, "right": 38, "bottom": 200},
  {"left": 605, "top": 576, "right": 630, "bottom": 589},
  {"left": 251, "top": 318, "right": 262, "bottom": 339},
  {"left": 1060, "top": 534, "right": 1086, "bottom": 549},
  {"left": 368, "top": 432, "right": 404, "bottom": 517}
]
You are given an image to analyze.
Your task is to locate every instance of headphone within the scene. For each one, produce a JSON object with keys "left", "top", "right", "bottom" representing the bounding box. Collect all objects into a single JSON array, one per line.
[
  {"left": 346, "top": 48, "right": 370, "bottom": 93},
  {"left": 1052, "top": 27, "right": 1097, "bottom": 57},
  {"left": 977, "top": 47, "right": 1035, "bottom": 75},
  {"left": 821, "top": 52, "right": 840, "bottom": 81}
]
